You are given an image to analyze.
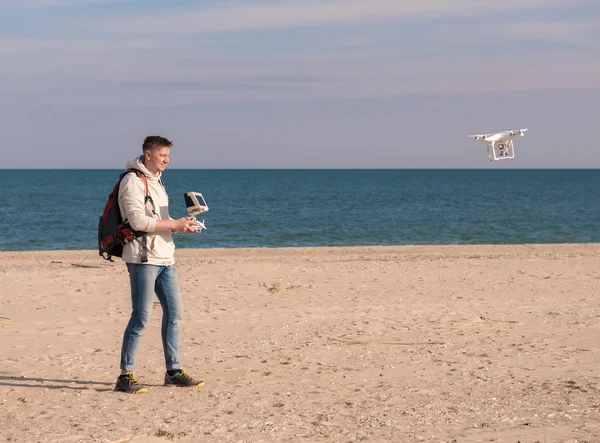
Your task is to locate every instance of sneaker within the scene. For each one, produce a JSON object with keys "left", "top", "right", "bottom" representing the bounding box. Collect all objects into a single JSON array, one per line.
[
  {"left": 114, "top": 373, "right": 147, "bottom": 394},
  {"left": 164, "top": 369, "right": 204, "bottom": 388}
]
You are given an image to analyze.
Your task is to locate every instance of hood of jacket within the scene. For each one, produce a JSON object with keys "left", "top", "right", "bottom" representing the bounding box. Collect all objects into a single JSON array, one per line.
[{"left": 125, "top": 156, "right": 162, "bottom": 184}]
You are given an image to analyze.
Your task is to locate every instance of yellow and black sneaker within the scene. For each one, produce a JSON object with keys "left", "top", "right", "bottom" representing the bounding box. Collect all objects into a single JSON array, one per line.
[
  {"left": 164, "top": 369, "right": 204, "bottom": 388},
  {"left": 114, "top": 373, "right": 147, "bottom": 394}
]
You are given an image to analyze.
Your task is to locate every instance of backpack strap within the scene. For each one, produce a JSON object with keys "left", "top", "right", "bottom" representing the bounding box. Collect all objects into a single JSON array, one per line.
[
  {"left": 140, "top": 233, "right": 148, "bottom": 263},
  {"left": 126, "top": 168, "right": 149, "bottom": 194}
]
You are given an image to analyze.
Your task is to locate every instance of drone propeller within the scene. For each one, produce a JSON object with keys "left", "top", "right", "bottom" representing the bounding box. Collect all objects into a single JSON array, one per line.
[
  {"left": 514, "top": 128, "right": 529, "bottom": 136},
  {"left": 510, "top": 128, "right": 529, "bottom": 135}
]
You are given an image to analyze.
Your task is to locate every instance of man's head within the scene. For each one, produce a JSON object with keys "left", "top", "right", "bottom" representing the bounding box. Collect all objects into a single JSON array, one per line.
[{"left": 142, "top": 135, "right": 173, "bottom": 174}]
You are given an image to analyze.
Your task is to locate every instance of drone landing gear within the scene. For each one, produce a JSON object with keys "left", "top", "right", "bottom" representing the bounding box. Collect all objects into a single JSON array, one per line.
[{"left": 488, "top": 140, "right": 515, "bottom": 161}]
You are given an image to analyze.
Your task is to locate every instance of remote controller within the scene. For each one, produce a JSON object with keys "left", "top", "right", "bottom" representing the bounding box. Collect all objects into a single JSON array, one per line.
[{"left": 192, "top": 219, "right": 206, "bottom": 231}]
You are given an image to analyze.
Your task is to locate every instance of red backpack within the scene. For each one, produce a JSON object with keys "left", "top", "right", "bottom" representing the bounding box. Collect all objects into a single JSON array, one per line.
[{"left": 98, "top": 169, "right": 152, "bottom": 262}]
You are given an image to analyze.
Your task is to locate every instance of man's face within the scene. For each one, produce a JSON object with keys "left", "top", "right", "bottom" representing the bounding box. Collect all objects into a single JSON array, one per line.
[{"left": 144, "top": 146, "right": 171, "bottom": 174}]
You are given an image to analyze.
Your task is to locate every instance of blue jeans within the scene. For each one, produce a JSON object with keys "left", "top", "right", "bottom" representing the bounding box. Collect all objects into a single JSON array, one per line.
[{"left": 120, "top": 264, "right": 183, "bottom": 371}]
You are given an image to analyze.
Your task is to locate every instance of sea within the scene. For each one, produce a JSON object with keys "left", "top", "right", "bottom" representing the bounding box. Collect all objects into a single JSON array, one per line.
[{"left": 1, "top": 169, "right": 599, "bottom": 252}]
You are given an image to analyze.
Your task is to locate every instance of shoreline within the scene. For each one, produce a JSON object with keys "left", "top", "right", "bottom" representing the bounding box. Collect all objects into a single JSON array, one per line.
[
  {"left": 2, "top": 241, "right": 599, "bottom": 255},
  {"left": 2, "top": 243, "right": 600, "bottom": 442},
  {"left": 1, "top": 244, "right": 599, "bottom": 274}
]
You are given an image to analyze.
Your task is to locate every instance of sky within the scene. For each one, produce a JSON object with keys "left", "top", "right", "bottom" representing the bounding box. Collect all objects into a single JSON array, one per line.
[{"left": 1, "top": 0, "right": 599, "bottom": 169}]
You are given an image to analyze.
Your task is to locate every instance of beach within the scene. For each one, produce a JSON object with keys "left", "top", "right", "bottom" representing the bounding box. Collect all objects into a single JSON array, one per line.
[{"left": 1, "top": 244, "right": 599, "bottom": 443}]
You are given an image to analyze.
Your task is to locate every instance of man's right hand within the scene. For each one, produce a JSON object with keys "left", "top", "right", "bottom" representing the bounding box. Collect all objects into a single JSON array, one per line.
[{"left": 171, "top": 217, "right": 198, "bottom": 233}]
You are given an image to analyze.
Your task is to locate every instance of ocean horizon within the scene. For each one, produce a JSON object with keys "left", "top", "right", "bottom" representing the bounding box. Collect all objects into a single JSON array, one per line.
[{"left": 1, "top": 168, "right": 599, "bottom": 252}]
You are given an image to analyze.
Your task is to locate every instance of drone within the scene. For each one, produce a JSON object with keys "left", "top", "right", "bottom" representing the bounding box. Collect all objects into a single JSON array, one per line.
[{"left": 468, "top": 128, "right": 529, "bottom": 161}]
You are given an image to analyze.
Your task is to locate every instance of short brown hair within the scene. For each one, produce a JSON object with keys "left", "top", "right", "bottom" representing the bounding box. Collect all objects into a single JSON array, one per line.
[{"left": 142, "top": 135, "right": 173, "bottom": 153}]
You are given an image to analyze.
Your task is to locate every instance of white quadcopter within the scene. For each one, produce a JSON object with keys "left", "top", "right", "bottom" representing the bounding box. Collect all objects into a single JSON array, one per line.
[
  {"left": 468, "top": 128, "right": 529, "bottom": 161},
  {"left": 184, "top": 192, "right": 208, "bottom": 231}
]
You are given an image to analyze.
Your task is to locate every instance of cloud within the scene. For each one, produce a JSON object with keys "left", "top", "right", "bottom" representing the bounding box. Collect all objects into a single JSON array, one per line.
[
  {"left": 2, "top": 49, "right": 599, "bottom": 106},
  {"left": 338, "top": 36, "right": 379, "bottom": 49},
  {"left": 491, "top": 19, "right": 600, "bottom": 46},
  {"left": 99, "top": 0, "right": 593, "bottom": 34},
  {"left": 0, "top": 0, "right": 130, "bottom": 9},
  {"left": 0, "top": 0, "right": 598, "bottom": 105},
  {"left": 0, "top": 36, "right": 156, "bottom": 55}
]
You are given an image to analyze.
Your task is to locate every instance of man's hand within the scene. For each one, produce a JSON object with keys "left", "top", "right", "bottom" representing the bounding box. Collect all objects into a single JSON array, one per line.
[
  {"left": 171, "top": 217, "right": 200, "bottom": 233},
  {"left": 184, "top": 216, "right": 203, "bottom": 233}
]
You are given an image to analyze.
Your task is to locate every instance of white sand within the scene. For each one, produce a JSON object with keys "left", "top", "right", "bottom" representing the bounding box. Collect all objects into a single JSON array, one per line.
[{"left": 1, "top": 244, "right": 600, "bottom": 442}]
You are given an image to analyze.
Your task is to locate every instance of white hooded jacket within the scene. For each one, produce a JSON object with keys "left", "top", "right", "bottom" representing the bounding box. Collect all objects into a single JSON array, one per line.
[{"left": 118, "top": 156, "right": 175, "bottom": 265}]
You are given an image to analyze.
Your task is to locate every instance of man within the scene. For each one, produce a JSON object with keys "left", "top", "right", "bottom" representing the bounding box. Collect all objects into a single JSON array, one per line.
[{"left": 114, "top": 135, "right": 203, "bottom": 393}]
